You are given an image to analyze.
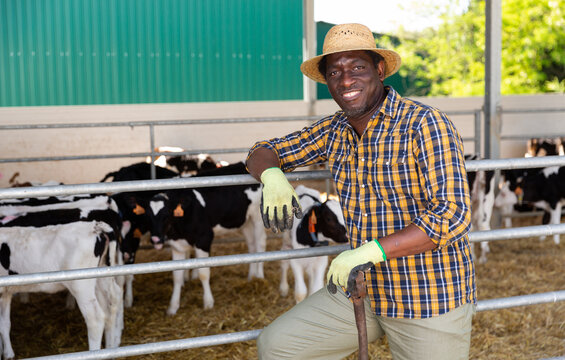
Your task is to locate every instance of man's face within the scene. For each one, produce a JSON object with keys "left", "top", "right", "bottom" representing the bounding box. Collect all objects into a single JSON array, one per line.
[{"left": 324, "top": 50, "right": 385, "bottom": 120}]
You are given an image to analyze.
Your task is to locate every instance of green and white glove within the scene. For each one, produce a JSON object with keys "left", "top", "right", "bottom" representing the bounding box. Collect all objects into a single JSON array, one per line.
[
  {"left": 260, "top": 167, "right": 303, "bottom": 233},
  {"left": 326, "top": 240, "right": 387, "bottom": 294}
]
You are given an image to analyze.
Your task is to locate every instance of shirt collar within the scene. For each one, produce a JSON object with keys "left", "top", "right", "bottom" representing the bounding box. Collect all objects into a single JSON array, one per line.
[{"left": 378, "top": 86, "right": 400, "bottom": 120}]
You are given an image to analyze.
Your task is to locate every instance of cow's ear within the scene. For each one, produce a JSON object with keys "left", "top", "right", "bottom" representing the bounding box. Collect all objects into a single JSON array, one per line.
[
  {"left": 133, "top": 204, "right": 145, "bottom": 215},
  {"left": 174, "top": 204, "right": 184, "bottom": 217}
]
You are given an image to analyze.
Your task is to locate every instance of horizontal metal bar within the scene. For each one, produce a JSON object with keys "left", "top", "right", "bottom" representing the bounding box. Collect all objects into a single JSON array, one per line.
[
  {"left": 3, "top": 156, "right": 565, "bottom": 200},
  {"left": 502, "top": 107, "right": 565, "bottom": 114},
  {"left": 468, "top": 223, "right": 565, "bottom": 242},
  {"left": 0, "top": 110, "right": 481, "bottom": 132},
  {"left": 23, "top": 290, "right": 565, "bottom": 360},
  {"left": 465, "top": 155, "right": 565, "bottom": 171},
  {"left": 501, "top": 134, "right": 565, "bottom": 141},
  {"left": 24, "top": 329, "right": 262, "bottom": 360},
  {"left": 0, "top": 148, "right": 251, "bottom": 164},
  {"left": 0, "top": 171, "right": 330, "bottom": 199},
  {"left": 2, "top": 223, "right": 565, "bottom": 288},
  {"left": 0, "top": 245, "right": 350, "bottom": 287},
  {"left": 477, "top": 290, "right": 565, "bottom": 311},
  {"left": 0, "top": 115, "right": 320, "bottom": 131}
]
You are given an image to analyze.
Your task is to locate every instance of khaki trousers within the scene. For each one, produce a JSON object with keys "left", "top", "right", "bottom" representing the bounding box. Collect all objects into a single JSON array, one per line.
[{"left": 257, "top": 286, "right": 474, "bottom": 360}]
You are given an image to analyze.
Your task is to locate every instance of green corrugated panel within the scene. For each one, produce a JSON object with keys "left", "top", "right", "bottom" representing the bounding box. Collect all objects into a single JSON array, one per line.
[{"left": 0, "top": 0, "right": 303, "bottom": 106}]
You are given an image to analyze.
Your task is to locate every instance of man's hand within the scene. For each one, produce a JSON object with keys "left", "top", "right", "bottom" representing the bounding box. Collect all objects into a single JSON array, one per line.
[
  {"left": 326, "top": 240, "right": 386, "bottom": 294},
  {"left": 260, "top": 167, "right": 303, "bottom": 232}
]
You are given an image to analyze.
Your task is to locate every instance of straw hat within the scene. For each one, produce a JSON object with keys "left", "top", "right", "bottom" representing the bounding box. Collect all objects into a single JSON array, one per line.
[{"left": 300, "top": 23, "right": 401, "bottom": 84}]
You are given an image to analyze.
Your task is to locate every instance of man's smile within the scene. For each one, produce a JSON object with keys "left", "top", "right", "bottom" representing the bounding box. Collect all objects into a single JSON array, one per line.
[{"left": 341, "top": 89, "right": 362, "bottom": 101}]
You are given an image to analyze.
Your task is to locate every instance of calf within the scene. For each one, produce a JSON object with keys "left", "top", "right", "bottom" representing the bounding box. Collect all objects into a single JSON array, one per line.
[
  {"left": 279, "top": 185, "right": 347, "bottom": 303},
  {"left": 147, "top": 146, "right": 220, "bottom": 176},
  {"left": 513, "top": 166, "right": 565, "bottom": 244},
  {"left": 102, "top": 162, "right": 179, "bottom": 307},
  {"left": 147, "top": 162, "right": 265, "bottom": 314},
  {"left": 166, "top": 153, "right": 220, "bottom": 176},
  {"left": 525, "top": 137, "right": 564, "bottom": 157},
  {"left": 494, "top": 168, "right": 548, "bottom": 229},
  {"left": 465, "top": 154, "right": 495, "bottom": 264},
  {"left": 0, "top": 221, "right": 123, "bottom": 359}
]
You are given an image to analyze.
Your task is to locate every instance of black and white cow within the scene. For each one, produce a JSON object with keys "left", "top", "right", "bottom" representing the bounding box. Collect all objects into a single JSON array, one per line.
[
  {"left": 525, "top": 137, "right": 564, "bottom": 158},
  {"left": 465, "top": 154, "right": 495, "bottom": 264},
  {"left": 148, "top": 146, "right": 221, "bottom": 176},
  {"left": 279, "top": 185, "right": 347, "bottom": 303},
  {"left": 502, "top": 166, "right": 565, "bottom": 244},
  {"left": 101, "top": 162, "right": 180, "bottom": 263},
  {"left": 166, "top": 154, "right": 220, "bottom": 176},
  {"left": 101, "top": 162, "right": 180, "bottom": 307},
  {"left": 0, "top": 195, "right": 129, "bottom": 307},
  {"left": 494, "top": 168, "right": 545, "bottom": 229},
  {"left": 0, "top": 221, "right": 123, "bottom": 359},
  {"left": 147, "top": 162, "right": 264, "bottom": 314}
]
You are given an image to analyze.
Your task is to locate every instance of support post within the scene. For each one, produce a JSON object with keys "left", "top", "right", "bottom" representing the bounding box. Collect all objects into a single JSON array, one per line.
[
  {"left": 302, "top": 0, "right": 316, "bottom": 116},
  {"left": 484, "top": 0, "right": 502, "bottom": 159}
]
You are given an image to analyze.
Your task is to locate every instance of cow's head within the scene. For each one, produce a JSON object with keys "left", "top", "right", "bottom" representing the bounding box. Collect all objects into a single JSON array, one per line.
[
  {"left": 112, "top": 193, "right": 151, "bottom": 263},
  {"left": 316, "top": 199, "right": 347, "bottom": 244},
  {"left": 147, "top": 193, "right": 175, "bottom": 250},
  {"left": 297, "top": 199, "right": 347, "bottom": 247},
  {"left": 120, "top": 221, "right": 142, "bottom": 264}
]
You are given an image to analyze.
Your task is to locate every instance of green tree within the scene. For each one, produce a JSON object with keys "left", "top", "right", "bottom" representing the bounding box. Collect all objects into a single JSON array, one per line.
[{"left": 388, "top": 0, "right": 564, "bottom": 96}]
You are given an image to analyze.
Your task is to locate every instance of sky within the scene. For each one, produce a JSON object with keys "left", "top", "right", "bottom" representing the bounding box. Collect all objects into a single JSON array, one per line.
[{"left": 314, "top": 0, "right": 469, "bottom": 34}]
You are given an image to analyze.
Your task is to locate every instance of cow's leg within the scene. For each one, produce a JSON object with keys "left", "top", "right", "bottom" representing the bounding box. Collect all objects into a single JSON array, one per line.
[
  {"left": 279, "top": 259, "right": 290, "bottom": 297},
  {"left": 65, "top": 292, "right": 76, "bottom": 309},
  {"left": 0, "top": 292, "right": 15, "bottom": 360},
  {"left": 96, "top": 277, "right": 123, "bottom": 348},
  {"left": 167, "top": 241, "right": 188, "bottom": 316},
  {"left": 124, "top": 274, "right": 134, "bottom": 308},
  {"left": 290, "top": 259, "right": 308, "bottom": 303},
  {"left": 308, "top": 256, "right": 329, "bottom": 297},
  {"left": 279, "top": 233, "right": 293, "bottom": 297},
  {"left": 241, "top": 219, "right": 266, "bottom": 280},
  {"left": 68, "top": 280, "right": 105, "bottom": 350},
  {"left": 550, "top": 204, "right": 562, "bottom": 244},
  {"left": 195, "top": 247, "right": 214, "bottom": 310}
]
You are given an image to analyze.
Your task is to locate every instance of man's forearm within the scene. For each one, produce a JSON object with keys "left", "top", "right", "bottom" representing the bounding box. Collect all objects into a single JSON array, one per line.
[
  {"left": 378, "top": 223, "right": 437, "bottom": 259},
  {"left": 246, "top": 147, "right": 280, "bottom": 181}
]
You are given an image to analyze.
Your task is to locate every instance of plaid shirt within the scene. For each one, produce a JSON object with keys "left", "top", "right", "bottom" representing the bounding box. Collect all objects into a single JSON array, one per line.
[{"left": 248, "top": 87, "right": 475, "bottom": 319}]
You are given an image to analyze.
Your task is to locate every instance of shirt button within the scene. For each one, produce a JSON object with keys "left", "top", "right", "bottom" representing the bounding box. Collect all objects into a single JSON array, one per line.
[
  {"left": 361, "top": 158, "right": 365, "bottom": 162},
  {"left": 386, "top": 161, "right": 390, "bottom": 165},
  {"left": 363, "top": 213, "right": 368, "bottom": 217},
  {"left": 361, "top": 184, "right": 365, "bottom": 188}
]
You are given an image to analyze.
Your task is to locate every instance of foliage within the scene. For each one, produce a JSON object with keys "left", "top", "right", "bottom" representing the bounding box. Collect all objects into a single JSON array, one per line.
[{"left": 388, "top": 0, "right": 565, "bottom": 96}]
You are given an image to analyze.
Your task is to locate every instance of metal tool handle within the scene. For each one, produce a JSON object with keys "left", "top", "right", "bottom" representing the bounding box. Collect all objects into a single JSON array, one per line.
[{"left": 351, "top": 271, "right": 369, "bottom": 360}]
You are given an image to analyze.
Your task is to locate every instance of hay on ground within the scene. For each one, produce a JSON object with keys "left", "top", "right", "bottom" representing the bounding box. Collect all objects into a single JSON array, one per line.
[{"left": 9, "top": 214, "right": 565, "bottom": 359}]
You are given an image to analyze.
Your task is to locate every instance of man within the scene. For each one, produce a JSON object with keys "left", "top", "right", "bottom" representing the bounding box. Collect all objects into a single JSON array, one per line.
[{"left": 247, "top": 23, "right": 475, "bottom": 360}]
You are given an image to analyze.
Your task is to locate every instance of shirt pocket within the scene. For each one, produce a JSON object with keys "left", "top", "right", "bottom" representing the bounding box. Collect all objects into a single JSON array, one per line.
[{"left": 370, "top": 133, "right": 413, "bottom": 200}]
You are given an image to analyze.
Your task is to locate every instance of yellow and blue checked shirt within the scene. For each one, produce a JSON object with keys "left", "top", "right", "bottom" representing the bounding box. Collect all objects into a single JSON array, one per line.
[{"left": 248, "top": 87, "right": 476, "bottom": 319}]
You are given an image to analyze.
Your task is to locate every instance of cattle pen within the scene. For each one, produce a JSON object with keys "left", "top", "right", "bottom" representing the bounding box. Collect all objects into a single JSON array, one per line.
[{"left": 0, "top": 156, "right": 564, "bottom": 359}]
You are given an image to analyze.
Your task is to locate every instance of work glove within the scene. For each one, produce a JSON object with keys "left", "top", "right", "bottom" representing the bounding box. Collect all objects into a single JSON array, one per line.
[
  {"left": 260, "top": 167, "right": 303, "bottom": 232},
  {"left": 326, "top": 240, "right": 386, "bottom": 294}
]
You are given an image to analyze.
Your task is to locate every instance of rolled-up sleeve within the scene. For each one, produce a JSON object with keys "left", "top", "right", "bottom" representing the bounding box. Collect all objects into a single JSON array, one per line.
[
  {"left": 246, "top": 116, "right": 334, "bottom": 172},
  {"left": 410, "top": 110, "right": 472, "bottom": 248}
]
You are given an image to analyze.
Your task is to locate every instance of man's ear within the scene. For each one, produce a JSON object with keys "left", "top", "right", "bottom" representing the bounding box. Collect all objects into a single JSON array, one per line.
[{"left": 377, "top": 60, "right": 386, "bottom": 81}]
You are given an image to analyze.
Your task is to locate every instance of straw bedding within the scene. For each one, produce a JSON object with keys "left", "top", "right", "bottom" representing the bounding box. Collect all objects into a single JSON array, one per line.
[{"left": 9, "top": 212, "right": 565, "bottom": 359}]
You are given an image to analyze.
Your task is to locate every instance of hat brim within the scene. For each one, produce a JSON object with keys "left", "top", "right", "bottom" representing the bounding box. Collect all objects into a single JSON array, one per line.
[{"left": 300, "top": 48, "right": 401, "bottom": 84}]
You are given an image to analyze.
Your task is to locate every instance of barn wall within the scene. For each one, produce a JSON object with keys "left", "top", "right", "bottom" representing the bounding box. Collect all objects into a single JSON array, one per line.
[{"left": 0, "top": 93, "right": 564, "bottom": 187}]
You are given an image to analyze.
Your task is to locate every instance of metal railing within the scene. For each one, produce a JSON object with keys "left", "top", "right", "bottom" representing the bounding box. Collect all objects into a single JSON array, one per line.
[
  {"left": 0, "top": 110, "right": 482, "bottom": 176},
  {"left": 0, "top": 155, "right": 564, "bottom": 359},
  {"left": 500, "top": 107, "right": 565, "bottom": 142}
]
